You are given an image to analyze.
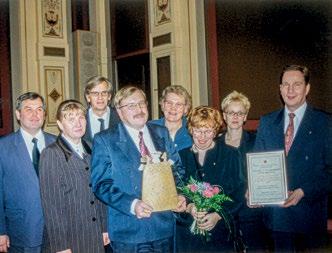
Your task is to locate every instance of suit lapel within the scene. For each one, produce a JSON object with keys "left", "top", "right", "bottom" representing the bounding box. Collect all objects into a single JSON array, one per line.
[
  {"left": 289, "top": 106, "right": 313, "bottom": 154},
  {"left": 83, "top": 111, "right": 93, "bottom": 143},
  {"left": 15, "top": 130, "right": 36, "bottom": 174},
  {"left": 147, "top": 124, "right": 165, "bottom": 153},
  {"left": 273, "top": 109, "right": 286, "bottom": 149},
  {"left": 44, "top": 132, "right": 54, "bottom": 146},
  {"left": 116, "top": 124, "right": 141, "bottom": 163}
]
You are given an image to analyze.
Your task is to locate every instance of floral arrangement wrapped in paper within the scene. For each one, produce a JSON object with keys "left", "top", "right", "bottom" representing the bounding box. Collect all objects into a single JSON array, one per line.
[{"left": 178, "top": 177, "right": 233, "bottom": 241}]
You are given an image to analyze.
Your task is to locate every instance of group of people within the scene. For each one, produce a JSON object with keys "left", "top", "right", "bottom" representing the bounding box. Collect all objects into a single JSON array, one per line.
[{"left": 0, "top": 64, "right": 330, "bottom": 253}]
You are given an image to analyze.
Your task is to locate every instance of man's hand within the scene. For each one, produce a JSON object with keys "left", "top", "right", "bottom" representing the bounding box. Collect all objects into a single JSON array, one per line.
[
  {"left": 134, "top": 200, "right": 153, "bottom": 219},
  {"left": 197, "top": 212, "right": 221, "bottom": 231},
  {"left": 56, "top": 249, "right": 72, "bottom": 253},
  {"left": 0, "top": 235, "right": 9, "bottom": 252},
  {"left": 283, "top": 188, "right": 304, "bottom": 208},
  {"left": 172, "top": 195, "right": 186, "bottom": 212},
  {"left": 102, "top": 232, "right": 110, "bottom": 246}
]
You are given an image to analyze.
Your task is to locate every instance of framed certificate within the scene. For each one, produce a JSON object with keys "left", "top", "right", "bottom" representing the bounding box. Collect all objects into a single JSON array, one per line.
[{"left": 247, "top": 150, "right": 288, "bottom": 205}]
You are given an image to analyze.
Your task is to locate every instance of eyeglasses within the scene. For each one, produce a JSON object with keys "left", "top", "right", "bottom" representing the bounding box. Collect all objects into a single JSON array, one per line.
[
  {"left": 164, "top": 100, "right": 185, "bottom": 110},
  {"left": 89, "top": 91, "right": 109, "bottom": 97},
  {"left": 118, "top": 101, "right": 148, "bottom": 111},
  {"left": 225, "top": 111, "right": 246, "bottom": 117},
  {"left": 280, "top": 82, "right": 305, "bottom": 90},
  {"left": 192, "top": 129, "right": 215, "bottom": 137}
]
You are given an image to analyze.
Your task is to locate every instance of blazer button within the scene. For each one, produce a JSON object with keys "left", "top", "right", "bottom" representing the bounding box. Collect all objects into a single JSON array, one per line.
[
  {"left": 305, "top": 156, "right": 309, "bottom": 160},
  {"left": 213, "top": 162, "right": 216, "bottom": 166},
  {"left": 134, "top": 186, "right": 138, "bottom": 190},
  {"left": 202, "top": 173, "right": 205, "bottom": 177},
  {"left": 85, "top": 167, "right": 89, "bottom": 171},
  {"left": 90, "top": 200, "right": 95, "bottom": 205},
  {"left": 92, "top": 217, "right": 96, "bottom": 221}
]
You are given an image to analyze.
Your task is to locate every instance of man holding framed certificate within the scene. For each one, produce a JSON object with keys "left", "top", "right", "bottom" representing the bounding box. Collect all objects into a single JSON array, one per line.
[{"left": 254, "top": 65, "right": 332, "bottom": 252}]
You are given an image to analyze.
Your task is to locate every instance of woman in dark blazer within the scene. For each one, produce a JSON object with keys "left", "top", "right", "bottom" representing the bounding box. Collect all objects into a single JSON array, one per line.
[
  {"left": 39, "top": 100, "right": 108, "bottom": 253},
  {"left": 176, "top": 106, "right": 245, "bottom": 253},
  {"left": 220, "top": 91, "right": 268, "bottom": 252}
]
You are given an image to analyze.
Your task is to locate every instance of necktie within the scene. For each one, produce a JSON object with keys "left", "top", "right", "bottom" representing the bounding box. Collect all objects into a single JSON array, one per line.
[
  {"left": 32, "top": 138, "right": 40, "bottom": 176},
  {"left": 138, "top": 131, "right": 151, "bottom": 158},
  {"left": 98, "top": 118, "right": 105, "bottom": 132},
  {"left": 285, "top": 113, "right": 295, "bottom": 155}
]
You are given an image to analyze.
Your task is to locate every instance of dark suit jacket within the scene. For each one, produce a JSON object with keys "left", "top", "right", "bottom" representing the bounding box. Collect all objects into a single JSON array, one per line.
[
  {"left": 83, "top": 106, "right": 120, "bottom": 146},
  {"left": 0, "top": 130, "right": 55, "bottom": 247},
  {"left": 254, "top": 105, "right": 332, "bottom": 233},
  {"left": 91, "top": 122, "right": 184, "bottom": 244},
  {"left": 177, "top": 136, "right": 245, "bottom": 249},
  {"left": 39, "top": 136, "right": 107, "bottom": 253}
]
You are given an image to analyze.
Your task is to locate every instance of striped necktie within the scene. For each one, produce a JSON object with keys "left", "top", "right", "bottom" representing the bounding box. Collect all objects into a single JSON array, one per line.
[
  {"left": 138, "top": 131, "right": 151, "bottom": 158},
  {"left": 285, "top": 113, "right": 295, "bottom": 155}
]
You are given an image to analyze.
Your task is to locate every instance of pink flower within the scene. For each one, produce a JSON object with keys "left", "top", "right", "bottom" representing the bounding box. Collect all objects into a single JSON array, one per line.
[
  {"left": 203, "top": 182, "right": 211, "bottom": 189},
  {"left": 212, "top": 186, "right": 220, "bottom": 194},
  {"left": 189, "top": 184, "right": 198, "bottom": 192},
  {"left": 202, "top": 189, "right": 214, "bottom": 198}
]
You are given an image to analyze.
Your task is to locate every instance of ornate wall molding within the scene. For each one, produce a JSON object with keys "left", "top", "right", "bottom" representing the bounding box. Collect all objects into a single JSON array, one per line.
[{"left": 42, "top": 0, "right": 63, "bottom": 38}]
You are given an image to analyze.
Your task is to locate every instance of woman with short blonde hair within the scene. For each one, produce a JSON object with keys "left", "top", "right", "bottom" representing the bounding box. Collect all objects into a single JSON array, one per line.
[{"left": 220, "top": 91, "right": 268, "bottom": 251}]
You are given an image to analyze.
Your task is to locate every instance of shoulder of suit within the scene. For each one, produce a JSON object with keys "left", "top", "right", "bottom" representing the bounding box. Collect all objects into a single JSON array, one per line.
[
  {"left": 308, "top": 106, "right": 330, "bottom": 118},
  {"left": 95, "top": 125, "right": 118, "bottom": 139},
  {"left": 147, "top": 121, "right": 167, "bottom": 132},
  {"left": 148, "top": 118, "right": 164, "bottom": 126},
  {"left": 0, "top": 130, "right": 20, "bottom": 143},
  {"left": 43, "top": 131, "right": 57, "bottom": 139},
  {"left": 261, "top": 108, "right": 283, "bottom": 119}
]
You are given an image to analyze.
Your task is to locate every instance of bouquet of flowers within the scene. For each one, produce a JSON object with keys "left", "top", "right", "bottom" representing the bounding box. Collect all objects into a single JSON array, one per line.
[{"left": 178, "top": 177, "right": 233, "bottom": 241}]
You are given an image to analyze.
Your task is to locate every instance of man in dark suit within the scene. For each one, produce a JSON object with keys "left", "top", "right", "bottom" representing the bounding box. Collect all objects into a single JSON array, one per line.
[
  {"left": 91, "top": 86, "right": 186, "bottom": 253},
  {"left": 0, "top": 92, "right": 55, "bottom": 253},
  {"left": 254, "top": 65, "right": 332, "bottom": 252},
  {"left": 83, "top": 76, "right": 120, "bottom": 146}
]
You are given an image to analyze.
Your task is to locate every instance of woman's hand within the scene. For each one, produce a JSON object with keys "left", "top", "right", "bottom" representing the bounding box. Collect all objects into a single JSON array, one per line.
[
  {"left": 187, "top": 204, "right": 207, "bottom": 221},
  {"left": 197, "top": 212, "right": 221, "bottom": 231}
]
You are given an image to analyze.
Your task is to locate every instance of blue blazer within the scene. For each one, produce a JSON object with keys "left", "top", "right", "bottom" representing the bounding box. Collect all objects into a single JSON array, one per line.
[
  {"left": 0, "top": 130, "right": 55, "bottom": 247},
  {"left": 149, "top": 117, "right": 192, "bottom": 151},
  {"left": 91, "top": 122, "right": 184, "bottom": 244},
  {"left": 254, "top": 105, "right": 332, "bottom": 233}
]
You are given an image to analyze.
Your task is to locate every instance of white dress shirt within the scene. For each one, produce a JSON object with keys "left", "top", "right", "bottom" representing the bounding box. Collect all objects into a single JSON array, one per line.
[
  {"left": 123, "top": 124, "right": 157, "bottom": 155},
  {"left": 89, "top": 107, "right": 110, "bottom": 137},
  {"left": 284, "top": 102, "right": 307, "bottom": 137},
  {"left": 20, "top": 128, "right": 46, "bottom": 161},
  {"left": 61, "top": 134, "right": 85, "bottom": 159},
  {"left": 123, "top": 124, "right": 157, "bottom": 214}
]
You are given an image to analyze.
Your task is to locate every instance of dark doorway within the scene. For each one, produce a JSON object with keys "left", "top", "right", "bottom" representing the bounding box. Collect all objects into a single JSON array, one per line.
[
  {"left": 116, "top": 54, "right": 151, "bottom": 118},
  {"left": 110, "top": 0, "right": 151, "bottom": 116}
]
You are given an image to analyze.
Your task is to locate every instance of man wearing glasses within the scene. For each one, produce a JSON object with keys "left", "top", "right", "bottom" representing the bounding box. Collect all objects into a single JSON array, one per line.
[
  {"left": 91, "top": 86, "right": 186, "bottom": 253},
  {"left": 83, "top": 76, "right": 120, "bottom": 146}
]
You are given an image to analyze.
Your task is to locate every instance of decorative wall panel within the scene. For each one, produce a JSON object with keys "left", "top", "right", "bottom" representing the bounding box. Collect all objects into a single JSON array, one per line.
[
  {"left": 155, "top": 0, "right": 171, "bottom": 25},
  {"left": 44, "top": 67, "right": 64, "bottom": 125},
  {"left": 42, "top": 0, "right": 63, "bottom": 38}
]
